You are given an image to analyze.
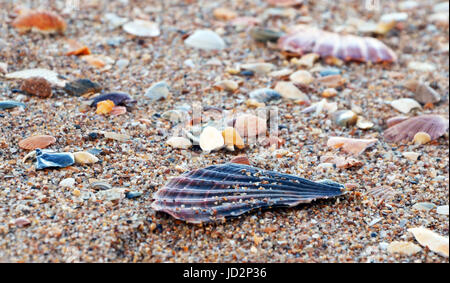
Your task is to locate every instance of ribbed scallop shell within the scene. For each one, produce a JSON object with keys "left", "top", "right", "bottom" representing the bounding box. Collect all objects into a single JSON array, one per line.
[
  {"left": 151, "top": 163, "right": 344, "bottom": 223},
  {"left": 384, "top": 115, "right": 449, "bottom": 143},
  {"left": 19, "top": 135, "right": 56, "bottom": 150},
  {"left": 278, "top": 26, "right": 397, "bottom": 63}
]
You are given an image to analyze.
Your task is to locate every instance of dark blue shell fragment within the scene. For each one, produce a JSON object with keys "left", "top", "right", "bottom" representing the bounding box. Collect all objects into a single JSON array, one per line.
[
  {"left": 35, "top": 149, "right": 75, "bottom": 170},
  {"left": 90, "top": 92, "right": 136, "bottom": 108}
]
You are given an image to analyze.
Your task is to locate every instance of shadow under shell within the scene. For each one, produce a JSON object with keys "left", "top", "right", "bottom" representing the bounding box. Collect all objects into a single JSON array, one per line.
[{"left": 151, "top": 163, "right": 345, "bottom": 223}]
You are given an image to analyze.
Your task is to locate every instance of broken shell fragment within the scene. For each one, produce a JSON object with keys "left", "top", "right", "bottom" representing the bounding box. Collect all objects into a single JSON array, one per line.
[
  {"left": 413, "top": 132, "right": 431, "bottom": 145},
  {"left": 408, "top": 227, "right": 449, "bottom": 258},
  {"left": 111, "top": 106, "right": 127, "bottom": 116},
  {"left": 230, "top": 155, "right": 251, "bottom": 166},
  {"left": 199, "top": 126, "right": 225, "bottom": 152},
  {"left": 278, "top": 26, "right": 397, "bottom": 63},
  {"left": 90, "top": 181, "right": 112, "bottom": 191},
  {"left": 151, "top": 163, "right": 344, "bottom": 223},
  {"left": 234, "top": 114, "right": 267, "bottom": 138},
  {"left": 65, "top": 39, "right": 91, "bottom": 56},
  {"left": 222, "top": 127, "right": 245, "bottom": 150},
  {"left": 215, "top": 80, "right": 238, "bottom": 92},
  {"left": 387, "top": 241, "right": 422, "bottom": 256},
  {"left": 64, "top": 79, "right": 102, "bottom": 97},
  {"left": 103, "top": 132, "right": 131, "bottom": 142},
  {"left": 240, "top": 63, "right": 275, "bottom": 75},
  {"left": 390, "top": 98, "right": 421, "bottom": 114},
  {"left": 19, "top": 135, "right": 56, "bottom": 150},
  {"left": 356, "top": 116, "right": 374, "bottom": 130},
  {"left": 289, "top": 70, "right": 314, "bottom": 84},
  {"left": 123, "top": 20, "right": 160, "bottom": 37},
  {"left": 327, "top": 137, "right": 378, "bottom": 155},
  {"left": 167, "top": 137, "right": 192, "bottom": 149},
  {"left": 275, "top": 81, "right": 309, "bottom": 101},
  {"left": 320, "top": 155, "right": 363, "bottom": 169},
  {"left": 74, "top": 152, "right": 99, "bottom": 164},
  {"left": 35, "top": 149, "right": 75, "bottom": 170},
  {"left": 82, "top": 55, "right": 114, "bottom": 69},
  {"left": 267, "top": 0, "right": 304, "bottom": 7},
  {"left": 384, "top": 115, "right": 449, "bottom": 143},
  {"left": 213, "top": 7, "right": 237, "bottom": 21},
  {"left": 20, "top": 77, "right": 52, "bottom": 98},
  {"left": 301, "top": 99, "right": 337, "bottom": 115},
  {"left": 12, "top": 10, "right": 66, "bottom": 34},
  {"left": 404, "top": 81, "right": 441, "bottom": 104}
]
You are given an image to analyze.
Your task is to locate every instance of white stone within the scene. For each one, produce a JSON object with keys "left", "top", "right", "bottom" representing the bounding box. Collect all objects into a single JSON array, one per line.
[
  {"left": 436, "top": 205, "right": 449, "bottom": 215},
  {"left": 145, "top": 81, "right": 170, "bottom": 101},
  {"left": 167, "top": 137, "right": 192, "bottom": 149},
  {"left": 380, "top": 12, "right": 408, "bottom": 23},
  {"left": 289, "top": 70, "right": 314, "bottom": 84},
  {"left": 408, "top": 61, "right": 436, "bottom": 72},
  {"left": 402, "top": 152, "right": 420, "bottom": 161},
  {"left": 240, "top": 63, "right": 275, "bottom": 75},
  {"left": 59, "top": 178, "right": 76, "bottom": 188}
]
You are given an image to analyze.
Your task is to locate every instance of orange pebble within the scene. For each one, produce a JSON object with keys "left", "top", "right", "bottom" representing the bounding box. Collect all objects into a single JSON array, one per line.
[{"left": 96, "top": 100, "right": 115, "bottom": 115}]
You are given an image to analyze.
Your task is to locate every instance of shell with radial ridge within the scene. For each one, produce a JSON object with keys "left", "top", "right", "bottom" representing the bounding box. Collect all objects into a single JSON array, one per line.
[
  {"left": 151, "top": 163, "right": 344, "bottom": 223},
  {"left": 384, "top": 115, "right": 449, "bottom": 143},
  {"left": 278, "top": 26, "right": 397, "bottom": 63}
]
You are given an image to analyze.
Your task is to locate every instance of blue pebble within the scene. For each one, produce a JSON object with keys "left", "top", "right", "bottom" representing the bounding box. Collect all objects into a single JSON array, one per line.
[
  {"left": 0, "top": 101, "right": 26, "bottom": 110},
  {"left": 249, "top": 88, "right": 282, "bottom": 103},
  {"left": 319, "top": 68, "right": 341, "bottom": 77},
  {"left": 125, "top": 192, "right": 142, "bottom": 199},
  {"left": 87, "top": 148, "right": 103, "bottom": 156},
  {"left": 35, "top": 149, "right": 75, "bottom": 170}
]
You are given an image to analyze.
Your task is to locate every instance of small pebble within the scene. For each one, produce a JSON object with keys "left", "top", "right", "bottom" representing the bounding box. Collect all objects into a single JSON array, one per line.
[
  {"left": 413, "top": 132, "right": 431, "bottom": 145},
  {"left": 59, "top": 178, "right": 76, "bottom": 188},
  {"left": 167, "top": 137, "right": 192, "bottom": 149},
  {"left": 145, "top": 81, "right": 170, "bottom": 101}
]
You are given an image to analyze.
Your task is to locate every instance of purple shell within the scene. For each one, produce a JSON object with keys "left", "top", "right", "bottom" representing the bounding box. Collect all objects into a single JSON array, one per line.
[
  {"left": 384, "top": 115, "right": 449, "bottom": 143},
  {"left": 151, "top": 163, "right": 344, "bottom": 223},
  {"left": 278, "top": 27, "right": 397, "bottom": 63},
  {"left": 90, "top": 92, "right": 136, "bottom": 108}
]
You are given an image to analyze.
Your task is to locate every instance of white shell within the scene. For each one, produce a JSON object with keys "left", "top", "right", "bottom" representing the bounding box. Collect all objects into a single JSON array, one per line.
[
  {"left": 274, "top": 81, "right": 309, "bottom": 101},
  {"left": 409, "top": 227, "right": 449, "bottom": 258},
  {"left": 199, "top": 126, "right": 224, "bottom": 152},
  {"left": 123, "top": 20, "right": 160, "bottom": 37},
  {"left": 5, "top": 68, "right": 67, "bottom": 87},
  {"left": 390, "top": 98, "right": 421, "bottom": 114},
  {"left": 185, "top": 29, "right": 226, "bottom": 51}
]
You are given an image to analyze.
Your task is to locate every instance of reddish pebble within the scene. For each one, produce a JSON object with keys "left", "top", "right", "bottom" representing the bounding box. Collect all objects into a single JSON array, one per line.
[{"left": 15, "top": 217, "right": 31, "bottom": 228}]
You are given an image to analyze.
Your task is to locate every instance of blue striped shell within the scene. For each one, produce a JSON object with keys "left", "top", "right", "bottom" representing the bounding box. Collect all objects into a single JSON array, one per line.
[{"left": 151, "top": 163, "right": 344, "bottom": 223}]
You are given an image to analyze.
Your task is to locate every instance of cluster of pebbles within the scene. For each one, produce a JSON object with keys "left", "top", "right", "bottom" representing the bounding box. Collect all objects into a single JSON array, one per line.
[{"left": 0, "top": 0, "right": 448, "bottom": 262}]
